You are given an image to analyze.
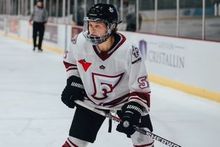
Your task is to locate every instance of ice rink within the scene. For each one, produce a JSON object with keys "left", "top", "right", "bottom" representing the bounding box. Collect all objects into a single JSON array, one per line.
[{"left": 1, "top": 35, "right": 220, "bottom": 147}]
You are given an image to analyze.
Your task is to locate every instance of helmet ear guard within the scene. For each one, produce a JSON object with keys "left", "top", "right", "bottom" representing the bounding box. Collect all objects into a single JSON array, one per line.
[{"left": 82, "top": 3, "right": 120, "bottom": 45}]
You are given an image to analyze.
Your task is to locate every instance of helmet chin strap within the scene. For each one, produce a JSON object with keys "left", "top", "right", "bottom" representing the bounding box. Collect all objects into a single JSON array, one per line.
[{"left": 85, "top": 31, "right": 110, "bottom": 45}]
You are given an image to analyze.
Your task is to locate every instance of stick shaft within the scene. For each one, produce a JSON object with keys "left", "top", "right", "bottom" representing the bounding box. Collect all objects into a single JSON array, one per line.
[{"left": 75, "top": 100, "right": 181, "bottom": 147}]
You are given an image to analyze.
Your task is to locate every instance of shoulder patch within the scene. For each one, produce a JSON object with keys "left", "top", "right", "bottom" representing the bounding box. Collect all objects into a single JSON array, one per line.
[{"left": 131, "top": 45, "right": 142, "bottom": 64}]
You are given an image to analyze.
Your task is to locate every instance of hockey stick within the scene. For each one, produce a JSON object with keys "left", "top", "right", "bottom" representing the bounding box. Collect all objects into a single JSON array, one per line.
[{"left": 75, "top": 100, "right": 181, "bottom": 147}]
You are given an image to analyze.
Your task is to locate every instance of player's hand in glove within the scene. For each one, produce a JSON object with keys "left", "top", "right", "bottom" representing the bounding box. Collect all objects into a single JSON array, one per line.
[
  {"left": 116, "top": 102, "right": 144, "bottom": 137},
  {"left": 61, "top": 76, "right": 86, "bottom": 108}
]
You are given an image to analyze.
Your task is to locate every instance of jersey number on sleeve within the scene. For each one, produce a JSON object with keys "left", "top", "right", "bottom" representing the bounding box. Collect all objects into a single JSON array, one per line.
[{"left": 138, "top": 76, "right": 149, "bottom": 89}]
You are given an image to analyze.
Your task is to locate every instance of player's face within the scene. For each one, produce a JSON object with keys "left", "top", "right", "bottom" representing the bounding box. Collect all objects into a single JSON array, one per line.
[{"left": 88, "top": 21, "right": 107, "bottom": 37}]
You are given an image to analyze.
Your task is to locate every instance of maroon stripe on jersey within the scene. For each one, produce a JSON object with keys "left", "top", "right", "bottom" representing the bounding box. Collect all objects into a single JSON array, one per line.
[
  {"left": 133, "top": 141, "right": 154, "bottom": 147},
  {"left": 63, "top": 61, "right": 77, "bottom": 71},
  {"left": 130, "top": 92, "right": 151, "bottom": 107},
  {"left": 86, "top": 92, "right": 148, "bottom": 108},
  {"left": 102, "top": 93, "right": 130, "bottom": 107},
  {"left": 62, "top": 141, "right": 71, "bottom": 147},
  {"left": 63, "top": 61, "right": 77, "bottom": 68},
  {"left": 67, "top": 138, "right": 78, "bottom": 147},
  {"left": 108, "top": 33, "right": 126, "bottom": 55},
  {"left": 93, "top": 33, "right": 126, "bottom": 61},
  {"left": 129, "top": 96, "right": 149, "bottom": 107},
  {"left": 85, "top": 93, "right": 129, "bottom": 108}
]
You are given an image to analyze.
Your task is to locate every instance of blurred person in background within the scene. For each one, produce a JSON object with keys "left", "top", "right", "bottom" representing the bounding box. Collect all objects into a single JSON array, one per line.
[
  {"left": 213, "top": 0, "right": 220, "bottom": 16},
  {"left": 125, "top": 4, "right": 142, "bottom": 32},
  {"left": 29, "top": 0, "right": 48, "bottom": 52},
  {"left": 74, "top": 5, "right": 84, "bottom": 26}
]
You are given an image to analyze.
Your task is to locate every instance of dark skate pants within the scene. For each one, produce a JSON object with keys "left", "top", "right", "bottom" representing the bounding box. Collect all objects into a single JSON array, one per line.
[
  {"left": 69, "top": 105, "right": 106, "bottom": 143},
  {"left": 32, "top": 22, "right": 45, "bottom": 50},
  {"left": 69, "top": 105, "right": 153, "bottom": 144}
]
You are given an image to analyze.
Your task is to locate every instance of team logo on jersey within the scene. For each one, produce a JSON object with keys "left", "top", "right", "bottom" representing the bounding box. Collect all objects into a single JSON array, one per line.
[
  {"left": 78, "top": 59, "right": 92, "bottom": 72},
  {"left": 99, "top": 65, "right": 105, "bottom": 70},
  {"left": 92, "top": 72, "right": 124, "bottom": 100},
  {"left": 109, "top": 7, "right": 114, "bottom": 13},
  {"left": 132, "top": 45, "right": 142, "bottom": 64}
]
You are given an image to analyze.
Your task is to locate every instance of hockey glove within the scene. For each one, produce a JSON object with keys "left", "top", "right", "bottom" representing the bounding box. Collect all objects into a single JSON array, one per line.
[
  {"left": 61, "top": 76, "right": 86, "bottom": 108},
  {"left": 116, "top": 102, "right": 144, "bottom": 137}
]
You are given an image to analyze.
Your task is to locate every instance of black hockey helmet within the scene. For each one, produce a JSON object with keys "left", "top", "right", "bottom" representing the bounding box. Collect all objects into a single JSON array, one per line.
[
  {"left": 83, "top": 3, "right": 120, "bottom": 45},
  {"left": 87, "top": 3, "right": 119, "bottom": 24}
]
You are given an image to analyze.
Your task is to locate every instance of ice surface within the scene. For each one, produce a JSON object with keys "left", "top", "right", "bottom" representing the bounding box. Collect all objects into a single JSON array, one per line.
[{"left": 0, "top": 35, "right": 220, "bottom": 147}]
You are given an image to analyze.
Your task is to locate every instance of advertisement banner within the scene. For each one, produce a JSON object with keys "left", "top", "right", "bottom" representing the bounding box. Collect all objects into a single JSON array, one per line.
[
  {"left": 44, "top": 24, "right": 58, "bottom": 43},
  {"left": 8, "top": 17, "right": 19, "bottom": 34},
  {"left": 122, "top": 31, "right": 220, "bottom": 94}
]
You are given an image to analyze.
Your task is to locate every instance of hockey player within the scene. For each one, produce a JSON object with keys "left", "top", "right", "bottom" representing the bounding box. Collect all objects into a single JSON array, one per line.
[{"left": 61, "top": 3, "right": 154, "bottom": 147}]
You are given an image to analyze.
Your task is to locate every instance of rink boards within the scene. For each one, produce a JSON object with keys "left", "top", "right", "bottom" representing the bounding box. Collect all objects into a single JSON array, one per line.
[{"left": 0, "top": 20, "right": 220, "bottom": 103}]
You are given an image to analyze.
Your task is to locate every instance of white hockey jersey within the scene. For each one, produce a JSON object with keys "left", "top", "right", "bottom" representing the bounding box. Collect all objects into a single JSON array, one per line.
[{"left": 63, "top": 32, "right": 151, "bottom": 111}]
